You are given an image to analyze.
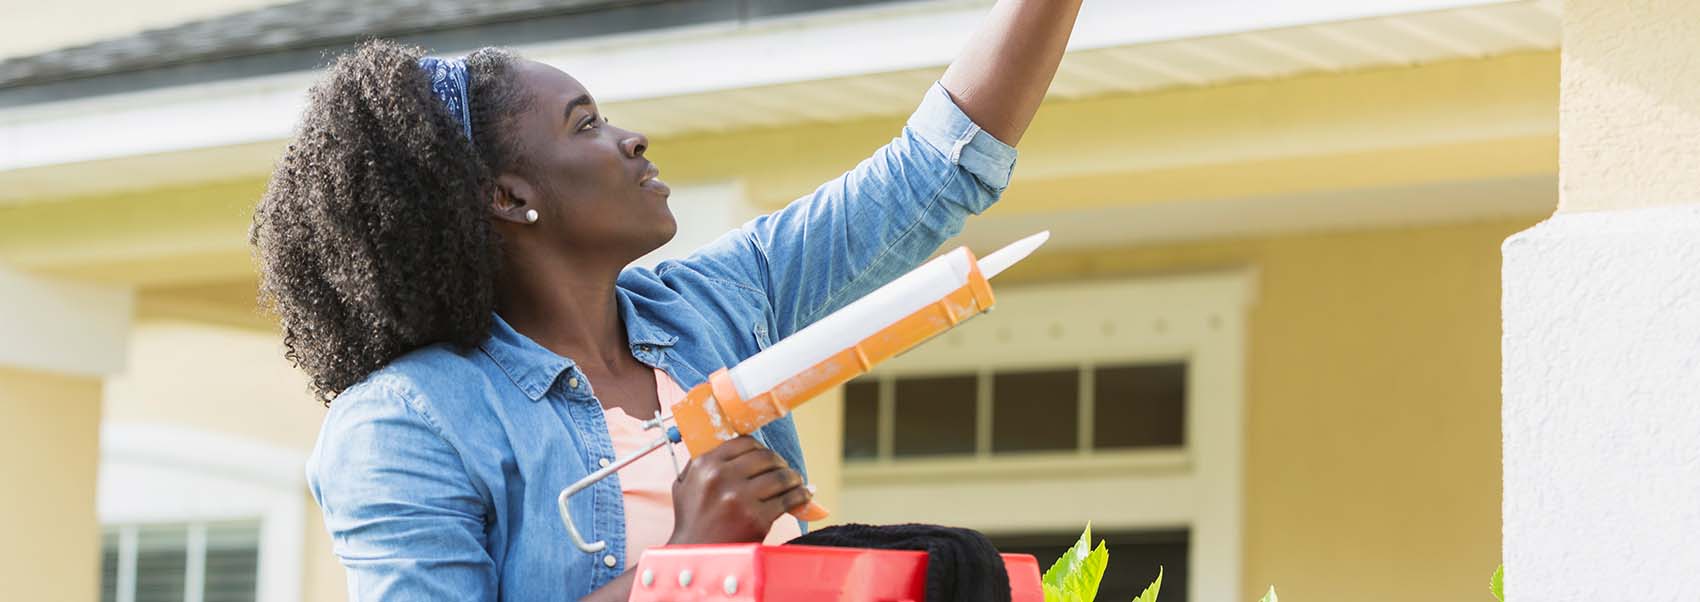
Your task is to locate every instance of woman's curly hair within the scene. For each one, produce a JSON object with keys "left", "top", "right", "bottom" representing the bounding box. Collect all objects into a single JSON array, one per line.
[{"left": 251, "top": 40, "right": 533, "bottom": 403}]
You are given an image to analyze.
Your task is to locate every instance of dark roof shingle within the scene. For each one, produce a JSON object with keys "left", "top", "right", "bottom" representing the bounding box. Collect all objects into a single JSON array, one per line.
[{"left": 0, "top": 0, "right": 651, "bottom": 88}]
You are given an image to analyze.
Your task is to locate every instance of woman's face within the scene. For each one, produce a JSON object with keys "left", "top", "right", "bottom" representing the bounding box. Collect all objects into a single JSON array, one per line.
[{"left": 499, "top": 60, "right": 675, "bottom": 263}]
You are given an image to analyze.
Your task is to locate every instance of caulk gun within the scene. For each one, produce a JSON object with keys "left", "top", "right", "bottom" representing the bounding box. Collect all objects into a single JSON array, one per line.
[{"left": 558, "top": 231, "right": 1050, "bottom": 554}]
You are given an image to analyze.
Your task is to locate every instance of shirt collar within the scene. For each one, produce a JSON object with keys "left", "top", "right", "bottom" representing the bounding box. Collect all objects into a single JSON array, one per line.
[
  {"left": 479, "top": 313, "right": 573, "bottom": 401},
  {"left": 617, "top": 287, "right": 680, "bottom": 351},
  {"left": 479, "top": 290, "right": 678, "bottom": 402}
]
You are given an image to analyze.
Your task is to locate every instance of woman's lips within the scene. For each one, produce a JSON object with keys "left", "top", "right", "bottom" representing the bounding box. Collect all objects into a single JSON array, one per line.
[{"left": 639, "top": 164, "right": 669, "bottom": 196}]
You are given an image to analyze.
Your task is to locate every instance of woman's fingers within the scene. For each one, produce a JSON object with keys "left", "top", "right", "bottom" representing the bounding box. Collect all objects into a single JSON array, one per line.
[
  {"left": 725, "top": 447, "right": 789, "bottom": 480},
  {"left": 765, "top": 484, "right": 813, "bottom": 519},
  {"left": 750, "top": 466, "right": 805, "bottom": 501},
  {"left": 698, "top": 435, "right": 761, "bottom": 462}
]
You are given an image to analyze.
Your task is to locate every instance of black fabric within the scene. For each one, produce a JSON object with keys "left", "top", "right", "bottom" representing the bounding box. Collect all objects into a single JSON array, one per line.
[{"left": 790, "top": 523, "right": 1011, "bottom": 602}]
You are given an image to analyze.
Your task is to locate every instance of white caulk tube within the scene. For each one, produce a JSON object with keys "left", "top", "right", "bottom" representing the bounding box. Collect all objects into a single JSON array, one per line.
[{"left": 730, "top": 231, "right": 1047, "bottom": 400}]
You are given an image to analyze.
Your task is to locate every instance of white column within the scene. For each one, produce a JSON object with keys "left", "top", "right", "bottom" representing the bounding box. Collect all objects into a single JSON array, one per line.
[
  {"left": 0, "top": 264, "right": 132, "bottom": 377},
  {"left": 1502, "top": 0, "right": 1700, "bottom": 597},
  {"left": 1503, "top": 206, "right": 1700, "bottom": 598},
  {"left": 0, "top": 264, "right": 132, "bottom": 602}
]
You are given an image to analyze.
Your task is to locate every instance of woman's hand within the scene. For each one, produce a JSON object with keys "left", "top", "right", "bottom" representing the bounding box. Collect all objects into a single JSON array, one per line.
[{"left": 667, "top": 436, "right": 811, "bottom": 544}]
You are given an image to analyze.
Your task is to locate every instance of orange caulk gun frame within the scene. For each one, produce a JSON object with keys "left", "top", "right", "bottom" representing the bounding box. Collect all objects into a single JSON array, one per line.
[{"left": 671, "top": 251, "right": 992, "bottom": 457}]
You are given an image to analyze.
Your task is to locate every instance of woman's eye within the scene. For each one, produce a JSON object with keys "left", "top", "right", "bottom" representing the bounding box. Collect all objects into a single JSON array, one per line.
[{"left": 579, "top": 115, "right": 608, "bottom": 132}]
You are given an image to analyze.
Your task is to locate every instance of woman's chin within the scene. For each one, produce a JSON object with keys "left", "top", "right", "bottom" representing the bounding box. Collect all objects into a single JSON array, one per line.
[{"left": 636, "top": 216, "right": 679, "bottom": 257}]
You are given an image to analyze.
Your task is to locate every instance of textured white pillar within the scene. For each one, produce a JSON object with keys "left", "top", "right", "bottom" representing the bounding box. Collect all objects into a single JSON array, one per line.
[
  {"left": 1504, "top": 0, "right": 1700, "bottom": 595},
  {"left": 0, "top": 265, "right": 131, "bottom": 602},
  {"left": 1503, "top": 205, "right": 1700, "bottom": 599}
]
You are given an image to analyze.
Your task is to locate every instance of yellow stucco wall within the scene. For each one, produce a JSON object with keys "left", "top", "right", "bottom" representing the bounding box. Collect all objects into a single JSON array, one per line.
[
  {"left": 1559, "top": 0, "right": 1700, "bottom": 213},
  {"left": 103, "top": 320, "right": 323, "bottom": 451},
  {"left": 1002, "top": 217, "right": 1532, "bottom": 601},
  {"left": 0, "top": 366, "right": 103, "bottom": 601}
]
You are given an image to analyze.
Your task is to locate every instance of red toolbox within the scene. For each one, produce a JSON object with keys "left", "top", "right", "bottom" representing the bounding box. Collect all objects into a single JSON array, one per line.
[{"left": 628, "top": 544, "right": 1044, "bottom": 601}]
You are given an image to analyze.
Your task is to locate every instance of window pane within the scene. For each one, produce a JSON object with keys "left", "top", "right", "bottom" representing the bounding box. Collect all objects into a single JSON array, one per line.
[
  {"left": 992, "top": 369, "right": 1079, "bottom": 453},
  {"left": 892, "top": 375, "right": 977, "bottom": 457},
  {"left": 99, "top": 530, "right": 119, "bottom": 602},
  {"left": 993, "top": 529, "right": 1189, "bottom": 602},
  {"left": 842, "top": 379, "right": 880, "bottom": 460},
  {"left": 135, "top": 526, "right": 187, "bottom": 602},
  {"left": 1094, "top": 363, "right": 1187, "bottom": 449},
  {"left": 205, "top": 521, "right": 261, "bottom": 602}
]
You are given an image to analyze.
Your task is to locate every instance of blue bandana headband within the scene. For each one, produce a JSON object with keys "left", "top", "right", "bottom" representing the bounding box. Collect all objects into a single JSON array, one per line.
[{"left": 419, "top": 56, "right": 474, "bottom": 143}]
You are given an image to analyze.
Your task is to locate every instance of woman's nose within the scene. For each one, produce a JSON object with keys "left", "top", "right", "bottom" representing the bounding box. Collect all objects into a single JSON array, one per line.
[{"left": 621, "top": 132, "right": 649, "bottom": 158}]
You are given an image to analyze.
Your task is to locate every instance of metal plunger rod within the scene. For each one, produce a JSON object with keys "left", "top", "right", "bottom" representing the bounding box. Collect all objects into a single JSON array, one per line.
[{"left": 558, "top": 426, "right": 682, "bottom": 553}]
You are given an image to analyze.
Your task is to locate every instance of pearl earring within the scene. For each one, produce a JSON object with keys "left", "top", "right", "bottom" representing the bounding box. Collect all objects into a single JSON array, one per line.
[{"left": 524, "top": 209, "right": 539, "bottom": 224}]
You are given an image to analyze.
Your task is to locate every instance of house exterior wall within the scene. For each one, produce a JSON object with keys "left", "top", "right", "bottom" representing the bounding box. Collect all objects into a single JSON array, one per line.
[
  {"left": 94, "top": 215, "right": 1531, "bottom": 601},
  {"left": 0, "top": 19, "right": 1556, "bottom": 598},
  {"left": 0, "top": 366, "right": 103, "bottom": 601},
  {"left": 1004, "top": 218, "right": 1529, "bottom": 600}
]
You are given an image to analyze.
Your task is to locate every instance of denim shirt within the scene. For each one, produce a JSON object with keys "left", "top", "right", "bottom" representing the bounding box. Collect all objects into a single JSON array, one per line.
[{"left": 305, "top": 82, "right": 1017, "bottom": 602}]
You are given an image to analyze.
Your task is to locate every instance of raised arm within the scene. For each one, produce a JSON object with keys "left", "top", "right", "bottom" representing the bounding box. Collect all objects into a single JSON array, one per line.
[
  {"left": 941, "top": 0, "right": 1085, "bottom": 146},
  {"left": 673, "top": 0, "right": 1082, "bottom": 339}
]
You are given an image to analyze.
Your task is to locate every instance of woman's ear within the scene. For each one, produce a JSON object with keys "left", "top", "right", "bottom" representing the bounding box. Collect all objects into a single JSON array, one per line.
[{"left": 490, "top": 173, "right": 541, "bottom": 225}]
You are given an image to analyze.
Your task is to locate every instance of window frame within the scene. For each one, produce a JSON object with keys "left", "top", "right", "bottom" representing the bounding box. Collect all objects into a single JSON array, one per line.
[
  {"left": 836, "top": 270, "right": 1254, "bottom": 602},
  {"left": 98, "top": 424, "right": 305, "bottom": 602}
]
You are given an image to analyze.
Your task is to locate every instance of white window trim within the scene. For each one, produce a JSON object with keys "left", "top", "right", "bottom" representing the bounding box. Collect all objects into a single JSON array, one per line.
[
  {"left": 838, "top": 270, "right": 1255, "bottom": 602},
  {"left": 99, "top": 423, "right": 306, "bottom": 602}
]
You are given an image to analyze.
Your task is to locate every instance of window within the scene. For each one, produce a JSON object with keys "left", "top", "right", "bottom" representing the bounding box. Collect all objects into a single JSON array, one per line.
[
  {"left": 843, "top": 379, "right": 880, "bottom": 460},
  {"left": 893, "top": 374, "right": 978, "bottom": 457},
  {"left": 993, "top": 368, "right": 1079, "bottom": 453},
  {"left": 832, "top": 273, "right": 1253, "bottom": 602},
  {"left": 100, "top": 521, "right": 261, "bottom": 602},
  {"left": 98, "top": 424, "right": 307, "bottom": 602},
  {"left": 1095, "top": 363, "right": 1187, "bottom": 450},
  {"left": 842, "top": 361, "right": 1187, "bottom": 461}
]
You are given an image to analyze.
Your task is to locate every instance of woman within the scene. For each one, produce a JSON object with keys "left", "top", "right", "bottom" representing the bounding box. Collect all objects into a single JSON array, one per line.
[{"left": 252, "top": 0, "right": 1082, "bottom": 599}]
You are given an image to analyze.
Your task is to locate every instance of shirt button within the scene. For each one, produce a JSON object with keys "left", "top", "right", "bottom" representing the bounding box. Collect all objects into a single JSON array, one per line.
[
  {"left": 638, "top": 345, "right": 652, "bottom": 353},
  {"left": 567, "top": 377, "right": 580, "bottom": 389},
  {"left": 602, "top": 554, "right": 618, "bottom": 568},
  {"left": 599, "top": 457, "right": 611, "bottom": 468}
]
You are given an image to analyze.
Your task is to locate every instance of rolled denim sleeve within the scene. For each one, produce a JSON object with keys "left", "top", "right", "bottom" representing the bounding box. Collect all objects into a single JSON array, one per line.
[
  {"left": 307, "top": 381, "right": 496, "bottom": 601},
  {"left": 679, "top": 82, "right": 1018, "bottom": 338}
]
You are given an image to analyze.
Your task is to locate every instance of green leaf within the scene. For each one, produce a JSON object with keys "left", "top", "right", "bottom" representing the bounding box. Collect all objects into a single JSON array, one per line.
[
  {"left": 1131, "top": 566, "right": 1162, "bottom": 602},
  {"left": 1490, "top": 565, "right": 1504, "bottom": 602},
  {"left": 1259, "top": 586, "right": 1279, "bottom": 602},
  {"left": 1064, "top": 541, "right": 1109, "bottom": 601},
  {"left": 1043, "top": 525, "right": 1092, "bottom": 592},
  {"left": 1041, "top": 525, "right": 1109, "bottom": 602}
]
